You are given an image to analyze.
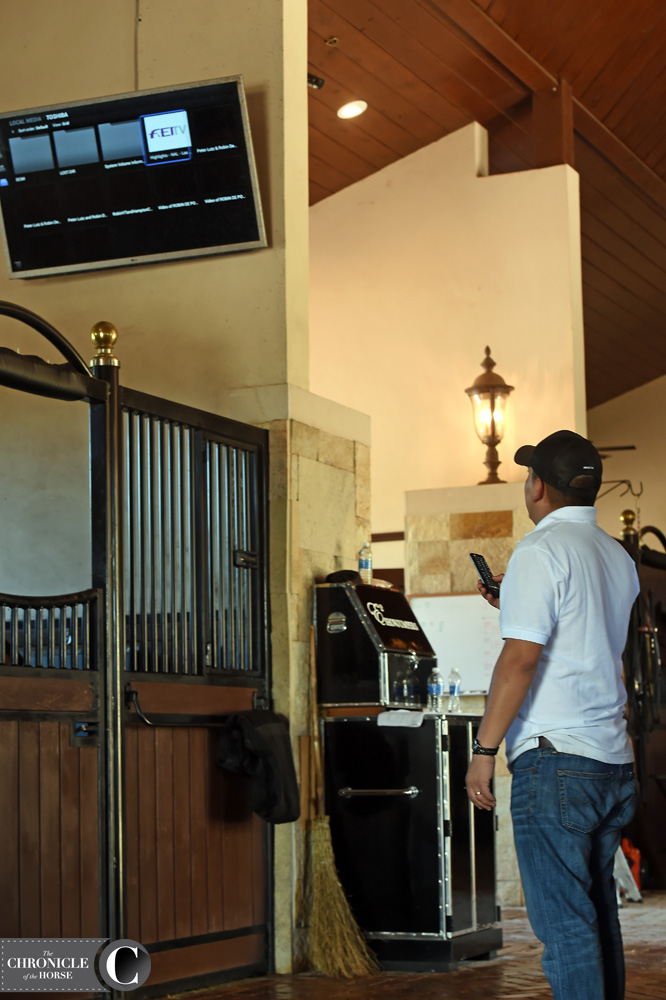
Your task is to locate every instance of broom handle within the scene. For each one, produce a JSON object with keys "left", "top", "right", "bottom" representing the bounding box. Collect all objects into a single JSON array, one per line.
[
  {"left": 308, "top": 627, "right": 317, "bottom": 819},
  {"left": 309, "top": 624, "right": 325, "bottom": 817}
]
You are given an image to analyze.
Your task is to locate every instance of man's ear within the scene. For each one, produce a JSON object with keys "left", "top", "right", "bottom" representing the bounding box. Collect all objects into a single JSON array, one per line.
[
  {"left": 526, "top": 473, "right": 546, "bottom": 503},
  {"left": 532, "top": 476, "right": 546, "bottom": 502}
]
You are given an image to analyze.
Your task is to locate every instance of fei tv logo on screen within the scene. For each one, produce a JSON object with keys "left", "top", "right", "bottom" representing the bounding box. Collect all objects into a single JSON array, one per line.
[{"left": 140, "top": 109, "right": 192, "bottom": 163}]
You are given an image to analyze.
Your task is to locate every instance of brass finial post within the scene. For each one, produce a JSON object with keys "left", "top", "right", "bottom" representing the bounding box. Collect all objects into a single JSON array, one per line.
[
  {"left": 90, "top": 321, "right": 120, "bottom": 369},
  {"left": 619, "top": 509, "right": 638, "bottom": 542}
]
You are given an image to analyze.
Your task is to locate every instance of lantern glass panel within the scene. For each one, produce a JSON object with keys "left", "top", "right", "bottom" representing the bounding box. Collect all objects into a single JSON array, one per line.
[{"left": 471, "top": 391, "right": 509, "bottom": 444}]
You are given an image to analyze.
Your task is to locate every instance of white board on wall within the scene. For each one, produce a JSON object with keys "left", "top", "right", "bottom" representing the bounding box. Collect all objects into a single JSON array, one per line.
[{"left": 409, "top": 594, "right": 504, "bottom": 693}]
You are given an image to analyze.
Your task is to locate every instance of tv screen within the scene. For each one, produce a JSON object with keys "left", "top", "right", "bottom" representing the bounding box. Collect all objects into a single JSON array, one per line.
[{"left": 0, "top": 77, "right": 266, "bottom": 278}]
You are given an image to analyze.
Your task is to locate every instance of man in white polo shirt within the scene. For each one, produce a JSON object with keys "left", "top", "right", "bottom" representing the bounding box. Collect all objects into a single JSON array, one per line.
[{"left": 465, "top": 430, "right": 639, "bottom": 1000}]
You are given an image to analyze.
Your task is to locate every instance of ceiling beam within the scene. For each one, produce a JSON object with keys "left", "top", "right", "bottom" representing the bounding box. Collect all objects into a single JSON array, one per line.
[
  {"left": 422, "top": 0, "right": 554, "bottom": 91},
  {"left": 532, "top": 80, "right": 574, "bottom": 169},
  {"left": 424, "top": 0, "right": 666, "bottom": 212},
  {"left": 573, "top": 106, "right": 666, "bottom": 215}
]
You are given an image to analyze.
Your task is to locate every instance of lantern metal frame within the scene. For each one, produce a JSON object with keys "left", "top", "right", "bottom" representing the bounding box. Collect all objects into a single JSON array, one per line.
[{"left": 465, "top": 346, "right": 514, "bottom": 485}]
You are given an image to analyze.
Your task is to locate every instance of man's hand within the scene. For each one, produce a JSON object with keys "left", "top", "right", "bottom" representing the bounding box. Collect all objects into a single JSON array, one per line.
[
  {"left": 477, "top": 572, "right": 504, "bottom": 610},
  {"left": 465, "top": 638, "right": 543, "bottom": 813},
  {"left": 465, "top": 754, "right": 496, "bottom": 810}
]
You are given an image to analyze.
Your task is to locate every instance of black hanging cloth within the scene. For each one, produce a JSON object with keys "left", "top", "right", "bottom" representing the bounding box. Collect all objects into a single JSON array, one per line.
[{"left": 216, "top": 710, "right": 300, "bottom": 825}]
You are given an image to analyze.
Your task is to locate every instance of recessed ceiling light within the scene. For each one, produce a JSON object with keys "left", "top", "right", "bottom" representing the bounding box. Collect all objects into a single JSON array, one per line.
[{"left": 337, "top": 100, "right": 368, "bottom": 120}]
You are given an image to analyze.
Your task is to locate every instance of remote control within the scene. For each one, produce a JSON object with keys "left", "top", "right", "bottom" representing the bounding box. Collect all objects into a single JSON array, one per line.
[{"left": 469, "top": 552, "right": 500, "bottom": 598}]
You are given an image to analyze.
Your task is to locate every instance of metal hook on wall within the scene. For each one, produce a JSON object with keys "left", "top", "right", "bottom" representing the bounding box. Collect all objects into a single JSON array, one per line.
[{"left": 596, "top": 479, "right": 643, "bottom": 502}]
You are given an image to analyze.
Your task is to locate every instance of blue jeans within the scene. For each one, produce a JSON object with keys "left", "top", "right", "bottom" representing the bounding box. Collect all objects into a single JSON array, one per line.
[{"left": 511, "top": 748, "right": 638, "bottom": 1000}]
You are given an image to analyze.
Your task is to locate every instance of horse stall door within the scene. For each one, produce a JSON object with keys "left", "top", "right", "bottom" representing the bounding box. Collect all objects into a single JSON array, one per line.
[
  {"left": 0, "top": 357, "right": 103, "bottom": 946},
  {"left": 118, "top": 395, "right": 271, "bottom": 993},
  {"left": 123, "top": 684, "right": 269, "bottom": 992},
  {"left": 0, "top": 319, "right": 271, "bottom": 998},
  {"left": 0, "top": 662, "right": 101, "bottom": 940}
]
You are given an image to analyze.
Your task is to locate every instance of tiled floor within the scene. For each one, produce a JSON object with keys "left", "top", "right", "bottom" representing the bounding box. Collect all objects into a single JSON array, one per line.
[{"left": 174, "top": 892, "right": 666, "bottom": 1000}]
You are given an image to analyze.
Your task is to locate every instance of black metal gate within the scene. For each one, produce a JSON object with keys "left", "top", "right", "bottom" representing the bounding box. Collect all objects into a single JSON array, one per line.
[{"left": 0, "top": 303, "right": 271, "bottom": 995}]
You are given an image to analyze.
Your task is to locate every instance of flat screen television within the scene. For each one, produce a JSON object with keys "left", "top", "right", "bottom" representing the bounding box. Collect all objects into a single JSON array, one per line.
[{"left": 0, "top": 77, "right": 266, "bottom": 278}]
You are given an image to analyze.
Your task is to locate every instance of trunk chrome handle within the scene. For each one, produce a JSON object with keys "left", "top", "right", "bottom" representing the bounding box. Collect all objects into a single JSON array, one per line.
[{"left": 338, "top": 785, "right": 420, "bottom": 799}]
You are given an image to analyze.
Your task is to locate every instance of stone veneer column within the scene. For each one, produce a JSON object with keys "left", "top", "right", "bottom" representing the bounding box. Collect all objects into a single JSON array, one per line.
[
  {"left": 227, "top": 385, "right": 371, "bottom": 971},
  {"left": 404, "top": 482, "right": 532, "bottom": 907},
  {"left": 266, "top": 419, "right": 370, "bottom": 969}
]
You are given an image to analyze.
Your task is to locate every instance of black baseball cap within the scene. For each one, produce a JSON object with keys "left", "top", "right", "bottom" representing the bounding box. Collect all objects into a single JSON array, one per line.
[{"left": 514, "top": 430, "right": 602, "bottom": 500}]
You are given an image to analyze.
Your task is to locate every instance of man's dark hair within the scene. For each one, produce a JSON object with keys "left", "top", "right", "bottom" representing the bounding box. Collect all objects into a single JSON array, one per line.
[{"left": 543, "top": 477, "right": 596, "bottom": 508}]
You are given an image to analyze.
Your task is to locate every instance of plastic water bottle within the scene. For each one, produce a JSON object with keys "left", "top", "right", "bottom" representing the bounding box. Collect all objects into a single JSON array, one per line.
[
  {"left": 358, "top": 542, "right": 372, "bottom": 584},
  {"left": 446, "top": 667, "right": 462, "bottom": 713},
  {"left": 426, "top": 665, "right": 445, "bottom": 712},
  {"left": 392, "top": 666, "right": 405, "bottom": 705},
  {"left": 393, "top": 655, "right": 420, "bottom": 707},
  {"left": 405, "top": 654, "right": 421, "bottom": 707}
]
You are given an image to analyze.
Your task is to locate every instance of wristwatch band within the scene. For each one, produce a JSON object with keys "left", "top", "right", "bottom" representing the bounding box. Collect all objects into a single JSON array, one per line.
[{"left": 472, "top": 738, "right": 499, "bottom": 756}]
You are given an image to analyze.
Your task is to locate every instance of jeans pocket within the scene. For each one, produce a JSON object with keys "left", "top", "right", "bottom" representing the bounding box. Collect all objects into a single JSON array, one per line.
[{"left": 557, "top": 768, "right": 612, "bottom": 834}]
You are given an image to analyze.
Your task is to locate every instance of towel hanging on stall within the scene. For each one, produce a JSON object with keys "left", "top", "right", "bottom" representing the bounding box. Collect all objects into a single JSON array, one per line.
[{"left": 216, "top": 710, "right": 300, "bottom": 824}]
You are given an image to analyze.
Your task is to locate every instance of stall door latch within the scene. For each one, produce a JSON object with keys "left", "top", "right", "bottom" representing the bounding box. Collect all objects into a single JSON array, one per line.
[
  {"left": 234, "top": 549, "right": 258, "bottom": 568},
  {"left": 70, "top": 719, "right": 100, "bottom": 747}
]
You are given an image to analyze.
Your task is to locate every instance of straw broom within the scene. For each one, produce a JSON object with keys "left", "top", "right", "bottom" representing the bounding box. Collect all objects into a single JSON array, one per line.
[{"left": 305, "top": 626, "right": 379, "bottom": 978}]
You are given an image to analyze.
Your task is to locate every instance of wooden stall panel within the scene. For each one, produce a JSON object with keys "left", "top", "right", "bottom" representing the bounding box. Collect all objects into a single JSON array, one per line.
[
  {"left": 126, "top": 722, "right": 267, "bottom": 945},
  {"left": 146, "top": 933, "right": 265, "bottom": 990},
  {"left": 0, "top": 715, "right": 100, "bottom": 939},
  {"left": 78, "top": 739, "right": 100, "bottom": 935},
  {"left": 39, "top": 722, "right": 62, "bottom": 933},
  {"left": 220, "top": 763, "right": 256, "bottom": 931},
  {"left": 124, "top": 684, "right": 268, "bottom": 963},
  {"left": 204, "top": 727, "right": 225, "bottom": 935},
  {"left": 137, "top": 725, "right": 159, "bottom": 945},
  {"left": 0, "top": 719, "right": 19, "bottom": 937},
  {"left": 189, "top": 727, "right": 211, "bottom": 938},
  {"left": 125, "top": 723, "right": 142, "bottom": 940},
  {"left": 155, "top": 727, "right": 176, "bottom": 943},
  {"left": 19, "top": 721, "right": 41, "bottom": 934},
  {"left": 0, "top": 674, "right": 95, "bottom": 711},
  {"left": 252, "top": 810, "right": 267, "bottom": 926},
  {"left": 60, "top": 722, "right": 82, "bottom": 938},
  {"left": 173, "top": 727, "right": 193, "bottom": 940}
]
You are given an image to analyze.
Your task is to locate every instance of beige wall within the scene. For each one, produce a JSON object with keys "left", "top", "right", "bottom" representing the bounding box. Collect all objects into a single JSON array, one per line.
[
  {"left": 588, "top": 374, "right": 666, "bottom": 539},
  {"left": 0, "top": 0, "right": 309, "bottom": 403},
  {"left": 309, "top": 122, "right": 587, "bottom": 534},
  {"left": 0, "top": 0, "right": 310, "bottom": 596}
]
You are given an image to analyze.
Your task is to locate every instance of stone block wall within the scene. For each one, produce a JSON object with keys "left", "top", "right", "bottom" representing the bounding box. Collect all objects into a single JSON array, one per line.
[
  {"left": 406, "top": 506, "right": 531, "bottom": 597},
  {"left": 264, "top": 415, "right": 371, "bottom": 970}
]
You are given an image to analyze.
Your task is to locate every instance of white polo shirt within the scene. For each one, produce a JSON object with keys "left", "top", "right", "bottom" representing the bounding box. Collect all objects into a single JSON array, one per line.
[{"left": 500, "top": 506, "right": 639, "bottom": 766}]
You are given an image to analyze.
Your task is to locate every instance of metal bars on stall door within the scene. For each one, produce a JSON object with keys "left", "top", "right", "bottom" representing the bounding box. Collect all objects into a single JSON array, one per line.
[
  {"left": 124, "top": 411, "right": 199, "bottom": 674},
  {"left": 1, "top": 591, "right": 100, "bottom": 670},
  {"left": 123, "top": 408, "right": 262, "bottom": 677},
  {"left": 206, "top": 438, "right": 260, "bottom": 675}
]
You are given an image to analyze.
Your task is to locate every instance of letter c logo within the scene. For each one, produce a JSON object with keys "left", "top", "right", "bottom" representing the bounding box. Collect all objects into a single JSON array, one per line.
[
  {"left": 98, "top": 940, "right": 151, "bottom": 991},
  {"left": 107, "top": 946, "right": 138, "bottom": 986}
]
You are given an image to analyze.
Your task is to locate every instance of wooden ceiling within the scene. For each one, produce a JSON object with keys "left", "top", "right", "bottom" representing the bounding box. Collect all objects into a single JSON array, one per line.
[{"left": 308, "top": 0, "right": 666, "bottom": 408}]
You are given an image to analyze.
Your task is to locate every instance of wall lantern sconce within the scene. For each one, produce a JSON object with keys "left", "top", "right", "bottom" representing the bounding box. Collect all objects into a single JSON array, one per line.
[{"left": 465, "top": 346, "right": 514, "bottom": 485}]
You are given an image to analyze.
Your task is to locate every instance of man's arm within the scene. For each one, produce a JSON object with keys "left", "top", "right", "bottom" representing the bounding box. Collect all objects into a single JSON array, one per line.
[{"left": 464, "top": 637, "right": 543, "bottom": 810}]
